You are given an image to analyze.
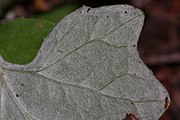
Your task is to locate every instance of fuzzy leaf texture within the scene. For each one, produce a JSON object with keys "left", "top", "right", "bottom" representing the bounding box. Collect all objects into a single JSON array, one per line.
[{"left": 0, "top": 5, "right": 170, "bottom": 120}]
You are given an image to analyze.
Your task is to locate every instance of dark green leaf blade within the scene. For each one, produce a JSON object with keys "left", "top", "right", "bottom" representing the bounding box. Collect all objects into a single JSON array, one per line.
[{"left": 0, "top": 18, "right": 54, "bottom": 64}]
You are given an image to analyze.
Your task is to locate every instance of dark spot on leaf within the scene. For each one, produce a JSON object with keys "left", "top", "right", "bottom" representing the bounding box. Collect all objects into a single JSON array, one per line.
[
  {"left": 133, "top": 45, "right": 136, "bottom": 47},
  {"left": 87, "top": 8, "right": 90, "bottom": 12},
  {"left": 106, "top": 15, "right": 109, "bottom": 18},
  {"left": 102, "top": 57, "right": 106, "bottom": 60},
  {"left": 15, "top": 93, "right": 21, "bottom": 97},
  {"left": 20, "top": 83, "right": 24, "bottom": 86},
  {"left": 125, "top": 11, "right": 128, "bottom": 13},
  {"left": 123, "top": 113, "right": 139, "bottom": 120},
  {"left": 58, "top": 50, "right": 63, "bottom": 53}
]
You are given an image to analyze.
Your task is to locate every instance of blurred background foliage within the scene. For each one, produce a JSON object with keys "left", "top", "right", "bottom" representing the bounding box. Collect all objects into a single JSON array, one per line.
[{"left": 0, "top": 0, "right": 179, "bottom": 120}]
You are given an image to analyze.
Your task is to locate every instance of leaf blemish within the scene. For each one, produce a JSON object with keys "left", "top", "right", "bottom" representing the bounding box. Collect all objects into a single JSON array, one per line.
[
  {"left": 125, "top": 11, "right": 128, "bottom": 13},
  {"left": 58, "top": 50, "right": 63, "bottom": 53},
  {"left": 164, "top": 96, "right": 169, "bottom": 109},
  {"left": 37, "top": 20, "right": 44, "bottom": 28},
  {"left": 15, "top": 93, "right": 21, "bottom": 97},
  {"left": 87, "top": 8, "right": 90, "bottom": 12}
]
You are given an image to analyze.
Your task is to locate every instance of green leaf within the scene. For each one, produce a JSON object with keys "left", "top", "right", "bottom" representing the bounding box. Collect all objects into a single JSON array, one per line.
[
  {"left": 0, "top": 18, "right": 54, "bottom": 64},
  {"left": 0, "top": 5, "right": 170, "bottom": 120},
  {"left": 33, "top": 3, "right": 80, "bottom": 23}
]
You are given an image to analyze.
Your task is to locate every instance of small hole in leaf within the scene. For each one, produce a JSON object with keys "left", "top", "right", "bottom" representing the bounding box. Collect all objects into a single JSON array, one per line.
[
  {"left": 133, "top": 45, "right": 136, "bottom": 47},
  {"left": 125, "top": 11, "right": 128, "bottom": 13}
]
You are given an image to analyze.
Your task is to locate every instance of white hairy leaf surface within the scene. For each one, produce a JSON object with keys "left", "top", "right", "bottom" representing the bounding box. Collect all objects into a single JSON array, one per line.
[{"left": 0, "top": 5, "right": 169, "bottom": 120}]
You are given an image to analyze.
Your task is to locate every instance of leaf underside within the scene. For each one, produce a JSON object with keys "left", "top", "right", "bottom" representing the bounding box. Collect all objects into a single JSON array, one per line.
[{"left": 0, "top": 5, "right": 169, "bottom": 120}]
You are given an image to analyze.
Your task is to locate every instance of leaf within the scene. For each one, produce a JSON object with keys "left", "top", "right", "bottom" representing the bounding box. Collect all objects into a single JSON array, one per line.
[
  {"left": 0, "top": 5, "right": 170, "bottom": 120},
  {"left": 0, "top": 18, "right": 54, "bottom": 64}
]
